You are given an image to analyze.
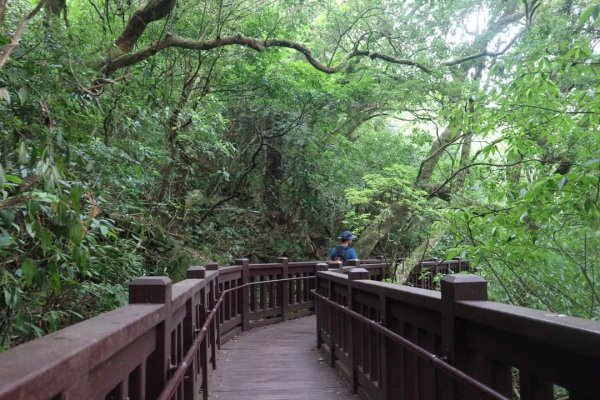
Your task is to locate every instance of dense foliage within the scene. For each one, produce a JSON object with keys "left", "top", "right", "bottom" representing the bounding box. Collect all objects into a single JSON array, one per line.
[{"left": 0, "top": 0, "right": 598, "bottom": 349}]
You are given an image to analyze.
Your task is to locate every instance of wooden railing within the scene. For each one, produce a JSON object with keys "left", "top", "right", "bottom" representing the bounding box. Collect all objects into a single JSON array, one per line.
[
  {"left": 405, "top": 258, "right": 472, "bottom": 290},
  {"left": 314, "top": 268, "right": 600, "bottom": 400},
  {"left": 2, "top": 258, "right": 598, "bottom": 400},
  {"left": 0, "top": 258, "right": 326, "bottom": 400}
]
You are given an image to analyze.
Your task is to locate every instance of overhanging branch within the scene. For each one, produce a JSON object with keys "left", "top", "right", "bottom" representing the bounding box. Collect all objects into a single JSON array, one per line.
[
  {"left": 104, "top": 30, "right": 524, "bottom": 76},
  {"left": 0, "top": 0, "right": 46, "bottom": 70},
  {"left": 428, "top": 159, "right": 543, "bottom": 198},
  {"left": 442, "top": 28, "right": 525, "bottom": 67},
  {"left": 103, "top": 33, "right": 433, "bottom": 75}
]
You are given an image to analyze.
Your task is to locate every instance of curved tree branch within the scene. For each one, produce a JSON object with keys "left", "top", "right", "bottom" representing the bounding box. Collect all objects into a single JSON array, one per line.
[
  {"left": 103, "top": 1, "right": 526, "bottom": 78},
  {"left": 103, "top": 26, "right": 526, "bottom": 76},
  {"left": 0, "top": 0, "right": 46, "bottom": 70},
  {"left": 428, "top": 159, "right": 543, "bottom": 198},
  {"left": 442, "top": 28, "right": 525, "bottom": 66},
  {"left": 104, "top": 33, "right": 434, "bottom": 75},
  {"left": 114, "top": 0, "right": 176, "bottom": 53}
]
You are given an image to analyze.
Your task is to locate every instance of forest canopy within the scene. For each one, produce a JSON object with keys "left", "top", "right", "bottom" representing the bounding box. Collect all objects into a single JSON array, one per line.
[{"left": 0, "top": 0, "right": 599, "bottom": 349}]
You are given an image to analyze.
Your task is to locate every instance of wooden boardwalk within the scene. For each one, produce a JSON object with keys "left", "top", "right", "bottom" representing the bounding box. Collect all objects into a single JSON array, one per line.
[{"left": 210, "top": 315, "right": 357, "bottom": 400}]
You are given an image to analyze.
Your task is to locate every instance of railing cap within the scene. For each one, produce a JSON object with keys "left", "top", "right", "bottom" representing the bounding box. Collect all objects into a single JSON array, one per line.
[
  {"left": 441, "top": 274, "right": 487, "bottom": 301},
  {"left": 205, "top": 262, "right": 219, "bottom": 270},
  {"left": 348, "top": 267, "right": 369, "bottom": 281},
  {"left": 442, "top": 274, "right": 485, "bottom": 284},
  {"left": 316, "top": 263, "right": 328, "bottom": 271},
  {"left": 347, "top": 259, "right": 360, "bottom": 267},
  {"left": 129, "top": 276, "right": 172, "bottom": 304},
  {"left": 187, "top": 266, "right": 206, "bottom": 279}
]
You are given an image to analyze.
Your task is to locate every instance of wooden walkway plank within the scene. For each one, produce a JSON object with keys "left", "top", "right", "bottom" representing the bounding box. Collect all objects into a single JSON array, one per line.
[{"left": 210, "top": 315, "right": 357, "bottom": 400}]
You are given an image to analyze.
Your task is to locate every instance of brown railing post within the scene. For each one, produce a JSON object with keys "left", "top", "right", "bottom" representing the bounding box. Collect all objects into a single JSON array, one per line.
[
  {"left": 328, "top": 260, "right": 342, "bottom": 270},
  {"left": 186, "top": 267, "right": 209, "bottom": 399},
  {"left": 183, "top": 297, "right": 195, "bottom": 400},
  {"left": 375, "top": 255, "right": 387, "bottom": 279},
  {"left": 187, "top": 266, "right": 206, "bottom": 279},
  {"left": 380, "top": 289, "right": 402, "bottom": 400},
  {"left": 325, "top": 269, "right": 337, "bottom": 368},
  {"left": 129, "top": 277, "right": 172, "bottom": 400},
  {"left": 441, "top": 274, "right": 488, "bottom": 398},
  {"left": 348, "top": 268, "right": 369, "bottom": 394},
  {"left": 206, "top": 262, "right": 219, "bottom": 272},
  {"left": 205, "top": 262, "right": 219, "bottom": 366},
  {"left": 315, "top": 263, "right": 328, "bottom": 349},
  {"left": 278, "top": 257, "right": 289, "bottom": 322},
  {"left": 236, "top": 258, "right": 251, "bottom": 331},
  {"left": 348, "top": 259, "right": 360, "bottom": 267}
]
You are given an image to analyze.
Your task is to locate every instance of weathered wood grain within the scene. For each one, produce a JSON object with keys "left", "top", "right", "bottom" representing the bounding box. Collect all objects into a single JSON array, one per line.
[{"left": 210, "top": 315, "right": 356, "bottom": 400}]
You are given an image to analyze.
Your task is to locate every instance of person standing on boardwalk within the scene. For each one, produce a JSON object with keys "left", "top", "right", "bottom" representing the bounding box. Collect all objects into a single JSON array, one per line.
[{"left": 329, "top": 231, "right": 358, "bottom": 265}]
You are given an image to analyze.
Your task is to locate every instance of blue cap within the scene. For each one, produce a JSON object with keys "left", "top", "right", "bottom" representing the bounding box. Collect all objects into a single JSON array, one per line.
[{"left": 338, "top": 231, "right": 357, "bottom": 241}]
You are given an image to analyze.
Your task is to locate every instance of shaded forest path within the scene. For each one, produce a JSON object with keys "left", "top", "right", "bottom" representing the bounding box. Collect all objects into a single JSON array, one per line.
[{"left": 210, "top": 315, "right": 356, "bottom": 400}]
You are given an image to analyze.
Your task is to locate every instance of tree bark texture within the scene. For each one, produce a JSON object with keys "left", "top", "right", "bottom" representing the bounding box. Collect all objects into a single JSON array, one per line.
[
  {"left": 114, "top": 0, "right": 177, "bottom": 53},
  {"left": 263, "top": 117, "right": 285, "bottom": 224}
]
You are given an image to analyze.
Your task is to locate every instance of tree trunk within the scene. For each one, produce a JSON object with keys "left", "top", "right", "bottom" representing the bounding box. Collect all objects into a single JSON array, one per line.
[
  {"left": 0, "top": 0, "right": 6, "bottom": 24},
  {"left": 114, "top": 0, "right": 176, "bottom": 53},
  {"left": 355, "top": 122, "right": 457, "bottom": 257},
  {"left": 396, "top": 227, "right": 445, "bottom": 282},
  {"left": 415, "top": 123, "right": 459, "bottom": 187},
  {"left": 264, "top": 117, "right": 283, "bottom": 223},
  {"left": 455, "top": 132, "right": 473, "bottom": 193},
  {"left": 45, "top": 0, "right": 65, "bottom": 16},
  {"left": 354, "top": 209, "right": 395, "bottom": 257}
]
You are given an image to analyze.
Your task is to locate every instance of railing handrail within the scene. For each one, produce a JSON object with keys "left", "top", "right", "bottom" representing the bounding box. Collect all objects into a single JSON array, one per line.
[
  {"left": 314, "top": 268, "right": 600, "bottom": 400},
  {"left": 0, "top": 258, "right": 324, "bottom": 400},
  {"left": 157, "top": 275, "right": 317, "bottom": 400},
  {"left": 312, "top": 290, "right": 510, "bottom": 400},
  {"left": 3, "top": 257, "right": 599, "bottom": 400},
  {"left": 456, "top": 299, "right": 600, "bottom": 357},
  {"left": 0, "top": 303, "right": 165, "bottom": 399}
]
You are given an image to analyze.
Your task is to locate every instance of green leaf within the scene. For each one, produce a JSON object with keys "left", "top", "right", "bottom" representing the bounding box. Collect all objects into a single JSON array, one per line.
[
  {"left": 0, "top": 210, "right": 15, "bottom": 225},
  {"left": 0, "top": 232, "right": 14, "bottom": 247},
  {"left": 3, "top": 289, "right": 12, "bottom": 308},
  {"left": 584, "top": 158, "right": 600, "bottom": 167},
  {"left": 21, "top": 259, "right": 36, "bottom": 284},
  {"left": 519, "top": 211, "right": 528, "bottom": 223},
  {"left": 34, "top": 222, "right": 52, "bottom": 254},
  {"left": 25, "top": 222, "right": 35, "bottom": 238},
  {"left": 70, "top": 186, "right": 84, "bottom": 214},
  {"left": 29, "top": 191, "right": 59, "bottom": 203},
  {"left": 557, "top": 177, "right": 566, "bottom": 190},
  {"left": 69, "top": 220, "right": 84, "bottom": 246},
  {"left": 446, "top": 248, "right": 461, "bottom": 260},
  {"left": 584, "top": 198, "right": 594, "bottom": 213},
  {"left": 5, "top": 175, "right": 22, "bottom": 184},
  {"left": 0, "top": 88, "right": 10, "bottom": 105},
  {"left": 18, "top": 142, "right": 30, "bottom": 164},
  {"left": 49, "top": 262, "right": 61, "bottom": 292},
  {"left": 579, "top": 4, "right": 599, "bottom": 25},
  {"left": 17, "top": 87, "right": 28, "bottom": 106}
]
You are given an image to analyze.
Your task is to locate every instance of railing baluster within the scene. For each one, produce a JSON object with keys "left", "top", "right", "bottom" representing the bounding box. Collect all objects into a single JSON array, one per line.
[
  {"left": 129, "top": 277, "right": 172, "bottom": 400},
  {"left": 236, "top": 259, "right": 250, "bottom": 331},
  {"left": 279, "top": 257, "right": 289, "bottom": 321},
  {"left": 348, "top": 268, "right": 369, "bottom": 394}
]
